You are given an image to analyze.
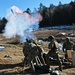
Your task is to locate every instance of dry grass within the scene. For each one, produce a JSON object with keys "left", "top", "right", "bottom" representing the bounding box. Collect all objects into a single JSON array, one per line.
[{"left": 0, "top": 29, "right": 75, "bottom": 75}]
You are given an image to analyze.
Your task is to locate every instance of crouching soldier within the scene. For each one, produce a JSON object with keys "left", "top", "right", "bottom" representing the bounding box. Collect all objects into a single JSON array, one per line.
[
  {"left": 22, "top": 38, "right": 45, "bottom": 67},
  {"left": 44, "top": 35, "right": 63, "bottom": 71}
]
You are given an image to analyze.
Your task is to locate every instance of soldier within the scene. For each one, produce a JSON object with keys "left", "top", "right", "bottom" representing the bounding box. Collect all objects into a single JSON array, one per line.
[
  {"left": 44, "top": 35, "right": 62, "bottom": 71},
  {"left": 62, "top": 37, "right": 74, "bottom": 59},
  {"left": 23, "top": 38, "right": 45, "bottom": 67},
  {"left": 22, "top": 39, "right": 32, "bottom": 66},
  {"left": 23, "top": 39, "right": 32, "bottom": 57}
]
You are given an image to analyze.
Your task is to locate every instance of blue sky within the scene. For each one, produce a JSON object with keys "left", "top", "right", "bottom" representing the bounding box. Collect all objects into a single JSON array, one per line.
[{"left": 0, "top": 0, "right": 74, "bottom": 18}]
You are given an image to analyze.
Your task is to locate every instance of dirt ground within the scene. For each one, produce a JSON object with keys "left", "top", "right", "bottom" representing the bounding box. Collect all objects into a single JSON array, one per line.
[{"left": 0, "top": 29, "right": 75, "bottom": 75}]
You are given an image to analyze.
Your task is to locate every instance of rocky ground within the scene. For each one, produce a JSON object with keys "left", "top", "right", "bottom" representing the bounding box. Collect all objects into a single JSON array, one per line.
[{"left": 0, "top": 29, "right": 75, "bottom": 75}]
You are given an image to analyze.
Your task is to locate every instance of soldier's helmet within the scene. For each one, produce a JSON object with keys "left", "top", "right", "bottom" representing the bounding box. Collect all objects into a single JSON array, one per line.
[
  {"left": 66, "top": 37, "right": 70, "bottom": 41},
  {"left": 48, "top": 35, "right": 55, "bottom": 40},
  {"left": 26, "top": 39, "right": 32, "bottom": 43},
  {"left": 26, "top": 38, "right": 37, "bottom": 44}
]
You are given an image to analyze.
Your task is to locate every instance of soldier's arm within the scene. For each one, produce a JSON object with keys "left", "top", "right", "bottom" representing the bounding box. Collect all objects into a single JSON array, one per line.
[
  {"left": 62, "top": 43, "right": 65, "bottom": 52},
  {"left": 71, "top": 42, "right": 74, "bottom": 50}
]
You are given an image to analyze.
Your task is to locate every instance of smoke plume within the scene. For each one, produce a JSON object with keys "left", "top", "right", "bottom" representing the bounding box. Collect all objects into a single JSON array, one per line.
[{"left": 3, "top": 6, "right": 42, "bottom": 42}]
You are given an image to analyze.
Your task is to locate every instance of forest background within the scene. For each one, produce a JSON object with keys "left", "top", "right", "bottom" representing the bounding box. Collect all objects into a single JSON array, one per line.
[{"left": 0, "top": 1, "right": 75, "bottom": 32}]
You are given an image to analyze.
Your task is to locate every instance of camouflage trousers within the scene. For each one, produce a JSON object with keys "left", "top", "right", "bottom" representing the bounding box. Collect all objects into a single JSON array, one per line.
[{"left": 43, "top": 50, "right": 62, "bottom": 71}]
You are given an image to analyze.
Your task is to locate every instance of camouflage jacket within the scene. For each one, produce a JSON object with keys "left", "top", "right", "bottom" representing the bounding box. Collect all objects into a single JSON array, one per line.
[
  {"left": 63, "top": 41, "right": 73, "bottom": 51},
  {"left": 48, "top": 39, "right": 60, "bottom": 53}
]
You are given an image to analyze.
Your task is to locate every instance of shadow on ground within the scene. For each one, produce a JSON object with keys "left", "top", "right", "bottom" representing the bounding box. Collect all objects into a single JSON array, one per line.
[
  {"left": 0, "top": 62, "right": 75, "bottom": 75},
  {"left": 0, "top": 62, "right": 50, "bottom": 75}
]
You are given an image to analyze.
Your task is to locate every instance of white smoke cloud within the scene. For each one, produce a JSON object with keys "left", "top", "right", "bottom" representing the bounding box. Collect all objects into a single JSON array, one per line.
[{"left": 3, "top": 6, "right": 42, "bottom": 42}]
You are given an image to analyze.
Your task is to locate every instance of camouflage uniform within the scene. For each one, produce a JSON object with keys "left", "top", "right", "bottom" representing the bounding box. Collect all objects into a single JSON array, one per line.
[
  {"left": 44, "top": 35, "right": 62, "bottom": 71},
  {"left": 23, "top": 39, "right": 45, "bottom": 66},
  {"left": 63, "top": 37, "right": 74, "bottom": 59},
  {"left": 23, "top": 42, "right": 32, "bottom": 57}
]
